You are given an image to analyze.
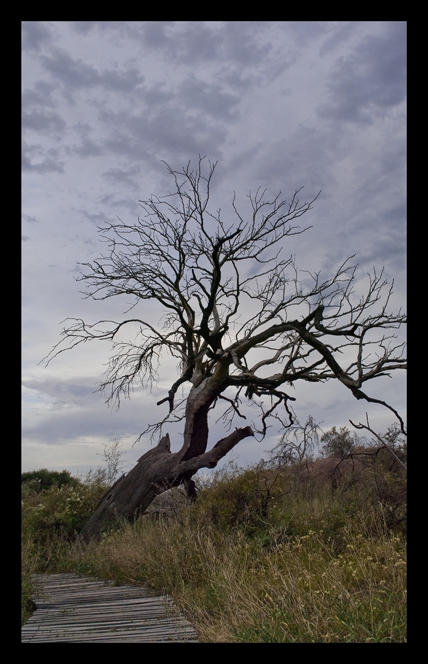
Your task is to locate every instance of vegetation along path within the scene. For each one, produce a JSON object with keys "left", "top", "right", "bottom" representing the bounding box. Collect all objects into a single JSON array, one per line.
[{"left": 21, "top": 573, "right": 199, "bottom": 643}]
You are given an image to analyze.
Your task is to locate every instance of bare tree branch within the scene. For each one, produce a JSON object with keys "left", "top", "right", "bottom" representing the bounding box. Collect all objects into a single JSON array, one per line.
[
  {"left": 41, "top": 157, "right": 406, "bottom": 540},
  {"left": 350, "top": 414, "right": 407, "bottom": 470}
]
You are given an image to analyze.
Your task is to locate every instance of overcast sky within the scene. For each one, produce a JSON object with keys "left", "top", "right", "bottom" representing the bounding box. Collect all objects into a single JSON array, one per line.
[{"left": 22, "top": 21, "right": 406, "bottom": 477}]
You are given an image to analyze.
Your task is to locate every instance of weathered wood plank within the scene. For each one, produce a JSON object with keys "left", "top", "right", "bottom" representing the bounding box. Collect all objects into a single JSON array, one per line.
[{"left": 22, "top": 573, "right": 199, "bottom": 643}]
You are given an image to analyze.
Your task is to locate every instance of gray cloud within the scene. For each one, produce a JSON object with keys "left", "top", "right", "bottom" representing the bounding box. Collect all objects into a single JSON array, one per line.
[
  {"left": 242, "top": 122, "right": 338, "bottom": 203},
  {"left": 22, "top": 80, "right": 58, "bottom": 108},
  {"left": 22, "top": 21, "right": 56, "bottom": 53},
  {"left": 69, "top": 21, "right": 99, "bottom": 36},
  {"left": 39, "top": 47, "right": 145, "bottom": 96},
  {"left": 177, "top": 74, "right": 240, "bottom": 121},
  {"left": 22, "top": 109, "right": 66, "bottom": 136},
  {"left": 103, "top": 165, "right": 143, "bottom": 190},
  {"left": 23, "top": 376, "right": 97, "bottom": 404},
  {"left": 22, "top": 141, "right": 65, "bottom": 173},
  {"left": 72, "top": 136, "right": 104, "bottom": 159},
  {"left": 22, "top": 22, "right": 406, "bottom": 474},
  {"left": 281, "top": 21, "right": 330, "bottom": 47},
  {"left": 98, "top": 104, "right": 226, "bottom": 169},
  {"left": 318, "top": 22, "right": 406, "bottom": 125},
  {"left": 213, "top": 22, "right": 274, "bottom": 67},
  {"left": 135, "top": 21, "right": 275, "bottom": 68},
  {"left": 22, "top": 213, "right": 39, "bottom": 224},
  {"left": 144, "top": 21, "right": 219, "bottom": 63},
  {"left": 318, "top": 22, "right": 360, "bottom": 56}
]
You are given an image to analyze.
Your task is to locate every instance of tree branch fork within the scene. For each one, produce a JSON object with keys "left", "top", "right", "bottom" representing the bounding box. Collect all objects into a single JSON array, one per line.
[{"left": 40, "top": 157, "right": 405, "bottom": 542}]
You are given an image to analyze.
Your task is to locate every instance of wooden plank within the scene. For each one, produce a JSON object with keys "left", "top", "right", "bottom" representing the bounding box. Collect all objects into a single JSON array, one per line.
[{"left": 22, "top": 573, "right": 199, "bottom": 643}]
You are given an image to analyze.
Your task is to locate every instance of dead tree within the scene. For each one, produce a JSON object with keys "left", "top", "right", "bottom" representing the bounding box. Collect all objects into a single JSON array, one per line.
[{"left": 42, "top": 157, "right": 406, "bottom": 542}]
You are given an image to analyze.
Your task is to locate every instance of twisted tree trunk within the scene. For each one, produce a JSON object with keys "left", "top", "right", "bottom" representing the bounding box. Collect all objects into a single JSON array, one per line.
[
  {"left": 79, "top": 425, "right": 253, "bottom": 543},
  {"left": 79, "top": 367, "right": 253, "bottom": 542}
]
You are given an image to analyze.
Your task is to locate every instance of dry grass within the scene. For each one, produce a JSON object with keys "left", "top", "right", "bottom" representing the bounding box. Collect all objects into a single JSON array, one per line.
[
  {"left": 22, "top": 457, "right": 406, "bottom": 641},
  {"left": 61, "top": 504, "right": 406, "bottom": 642}
]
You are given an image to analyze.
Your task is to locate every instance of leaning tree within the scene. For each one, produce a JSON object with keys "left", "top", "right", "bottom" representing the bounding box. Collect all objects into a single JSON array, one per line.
[{"left": 43, "top": 158, "right": 406, "bottom": 542}]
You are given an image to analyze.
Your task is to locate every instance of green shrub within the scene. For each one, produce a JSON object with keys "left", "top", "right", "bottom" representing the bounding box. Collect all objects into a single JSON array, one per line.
[
  {"left": 21, "top": 468, "right": 80, "bottom": 493},
  {"left": 193, "top": 464, "right": 284, "bottom": 534},
  {"left": 21, "top": 471, "right": 109, "bottom": 547},
  {"left": 321, "top": 426, "right": 359, "bottom": 457},
  {"left": 22, "top": 443, "right": 406, "bottom": 640}
]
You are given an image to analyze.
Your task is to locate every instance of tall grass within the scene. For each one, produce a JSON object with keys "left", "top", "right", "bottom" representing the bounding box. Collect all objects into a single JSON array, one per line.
[
  {"left": 22, "top": 455, "right": 406, "bottom": 641},
  {"left": 21, "top": 468, "right": 109, "bottom": 623}
]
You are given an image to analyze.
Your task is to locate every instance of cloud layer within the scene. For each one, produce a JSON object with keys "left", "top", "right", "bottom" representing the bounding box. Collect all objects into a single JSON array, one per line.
[{"left": 22, "top": 21, "right": 406, "bottom": 475}]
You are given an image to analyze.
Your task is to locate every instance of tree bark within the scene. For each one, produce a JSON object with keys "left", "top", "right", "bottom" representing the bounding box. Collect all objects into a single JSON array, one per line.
[{"left": 79, "top": 425, "right": 253, "bottom": 543}]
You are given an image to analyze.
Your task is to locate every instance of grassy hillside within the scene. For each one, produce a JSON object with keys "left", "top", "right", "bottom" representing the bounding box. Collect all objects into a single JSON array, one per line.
[{"left": 21, "top": 443, "right": 406, "bottom": 642}]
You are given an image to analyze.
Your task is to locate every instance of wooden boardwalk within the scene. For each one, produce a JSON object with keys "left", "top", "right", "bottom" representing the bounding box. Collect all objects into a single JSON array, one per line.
[{"left": 21, "top": 573, "right": 200, "bottom": 643}]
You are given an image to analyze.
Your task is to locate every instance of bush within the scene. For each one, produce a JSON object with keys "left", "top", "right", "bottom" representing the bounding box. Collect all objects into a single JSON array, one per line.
[
  {"left": 57, "top": 480, "right": 406, "bottom": 642},
  {"left": 193, "top": 464, "right": 284, "bottom": 535},
  {"left": 321, "top": 426, "right": 360, "bottom": 457},
  {"left": 22, "top": 434, "right": 407, "bottom": 640},
  {"left": 21, "top": 468, "right": 80, "bottom": 494},
  {"left": 21, "top": 470, "right": 109, "bottom": 547}
]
